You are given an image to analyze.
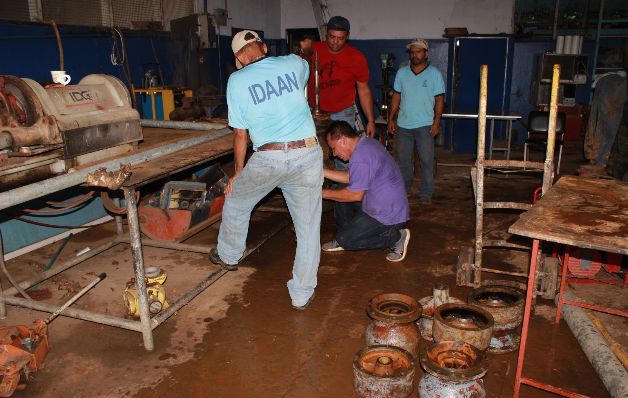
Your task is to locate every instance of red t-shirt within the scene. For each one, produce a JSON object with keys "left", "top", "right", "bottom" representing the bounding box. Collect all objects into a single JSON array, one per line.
[{"left": 307, "top": 41, "right": 369, "bottom": 113}]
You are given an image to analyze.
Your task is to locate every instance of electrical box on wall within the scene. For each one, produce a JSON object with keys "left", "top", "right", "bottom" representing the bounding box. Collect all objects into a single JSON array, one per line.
[
  {"left": 214, "top": 8, "right": 228, "bottom": 26},
  {"left": 170, "top": 13, "right": 216, "bottom": 49},
  {"left": 198, "top": 13, "right": 216, "bottom": 49}
]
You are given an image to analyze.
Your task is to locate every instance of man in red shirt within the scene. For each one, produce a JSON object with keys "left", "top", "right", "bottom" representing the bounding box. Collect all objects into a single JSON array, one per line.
[{"left": 302, "top": 16, "right": 375, "bottom": 138}]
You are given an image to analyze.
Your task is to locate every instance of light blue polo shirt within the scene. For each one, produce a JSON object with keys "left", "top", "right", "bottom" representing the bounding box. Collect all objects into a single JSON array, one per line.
[
  {"left": 227, "top": 54, "right": 315, "bottom": 149},
  {"left": 393, "top": 64, "right": 445, "bottom": 129}
]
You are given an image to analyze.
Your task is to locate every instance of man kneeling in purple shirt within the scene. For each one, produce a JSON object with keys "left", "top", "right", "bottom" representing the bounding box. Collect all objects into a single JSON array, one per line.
[{"left": 322, "top": 121, "right": 411, "bottom": 261}]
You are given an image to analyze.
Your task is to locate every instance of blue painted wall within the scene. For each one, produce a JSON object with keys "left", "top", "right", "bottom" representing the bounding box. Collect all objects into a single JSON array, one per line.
[
  {"left": 0, "top": 19, "right": 595, "bottom": 253},
  {"left": 350, "top": 37, "right": 594, "bottom": 149},
  {"left": 349, "top": 39, "right": 449, "bottom": 122},
  {"left": 509, "top": 39, "right": 594, "bottom": 144},
  {"left": 0, "top": 20, "right": 184, "bottom": 87},
  {"left": 0, "top": 19, "right": 184, "bottom": 254}
]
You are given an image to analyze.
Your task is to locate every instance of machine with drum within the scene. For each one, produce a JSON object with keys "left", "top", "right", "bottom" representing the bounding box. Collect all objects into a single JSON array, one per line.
[{"left": 0, "top": 74, "right": 142, "bottom": 192}]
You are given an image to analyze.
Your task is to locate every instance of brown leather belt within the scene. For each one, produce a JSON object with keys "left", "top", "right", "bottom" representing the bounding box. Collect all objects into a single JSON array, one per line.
[{"left": 257, "top": 136, "right": 319, "bottom": 151}]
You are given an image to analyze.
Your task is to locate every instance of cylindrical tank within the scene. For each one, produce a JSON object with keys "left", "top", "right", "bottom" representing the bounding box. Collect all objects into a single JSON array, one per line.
[
  {"left": 418, "top": 340, "right": 488, "bottom": 398},
  {"left": 433, "top": 303, "right": 494, "bottom": 351},
  {"left": 353, "top": 345, "right": 416, "bottom": 398},
  {"left": 365, "top": 293, "right": 422, "bottom": 358},
  {"left": 468, "top": 286, "right": 524, "bottom": 353}
]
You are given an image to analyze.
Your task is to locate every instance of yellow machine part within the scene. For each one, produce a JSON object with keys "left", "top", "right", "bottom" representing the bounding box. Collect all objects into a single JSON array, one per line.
[
  {"left": 132, "top": 87, "right": 193, "bottom": 121},
  {"left": 123, "top": 271, "right": 169, "bottom": 317}
]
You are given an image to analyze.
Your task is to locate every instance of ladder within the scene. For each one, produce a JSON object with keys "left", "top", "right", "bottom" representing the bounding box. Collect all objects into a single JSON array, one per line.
[{"left": 310, "top": 0, "right": 330, "bottom": 40}]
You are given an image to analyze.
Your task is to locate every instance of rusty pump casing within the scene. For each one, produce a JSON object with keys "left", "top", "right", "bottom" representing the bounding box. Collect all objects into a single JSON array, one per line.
[
  {"left": 123, "top": 267, "right": 169, "bottom": 317},
  {"left": 0, "top": 74, "right": 142, "bottom": 190}
]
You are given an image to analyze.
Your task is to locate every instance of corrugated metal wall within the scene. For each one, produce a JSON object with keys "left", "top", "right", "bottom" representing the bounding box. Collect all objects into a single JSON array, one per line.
[{"left": 0, "top": 0, "right": 193, "bottom": 30}]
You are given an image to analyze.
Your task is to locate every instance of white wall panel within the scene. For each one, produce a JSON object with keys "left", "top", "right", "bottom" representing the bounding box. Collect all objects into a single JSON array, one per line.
[
  {"left": 280, "top": 0, "right": 515, "bottom": 39},
  {"left": 196, "top": 0, "right": 514, "bottom": 40}
]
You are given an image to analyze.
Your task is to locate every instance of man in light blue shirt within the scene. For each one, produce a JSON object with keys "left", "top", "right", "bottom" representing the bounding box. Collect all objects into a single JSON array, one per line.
[
  {"left": 388, "top": 38, "right": 445, "bottom": 205},
  {"left": 209, "top": 30, "right": 323, "bottom": 310}
]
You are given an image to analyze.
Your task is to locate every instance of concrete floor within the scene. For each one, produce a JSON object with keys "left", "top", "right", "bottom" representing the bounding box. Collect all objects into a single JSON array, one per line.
[{"left": 2, "top": 145, "right": 624, "bottom": 397}]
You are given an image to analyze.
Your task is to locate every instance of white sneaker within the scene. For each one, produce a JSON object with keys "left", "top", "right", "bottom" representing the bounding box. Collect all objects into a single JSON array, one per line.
[
  {"left": 322, "top": 240, "right": 344, "bottom": 252},
  {"left": 386, "top": 229, "right": 410, "bottom": 262}
]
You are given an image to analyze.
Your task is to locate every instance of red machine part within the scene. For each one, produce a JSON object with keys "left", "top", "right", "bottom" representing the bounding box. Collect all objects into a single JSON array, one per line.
[
  {"left": 0, "top": 321, "right": 49, "bottom": 397},
  {"left": 138, "top": 196, "right": 224, "bottom": 242},
  {"left": 566, "top": 248, "right": 602, "bottom": 279}
]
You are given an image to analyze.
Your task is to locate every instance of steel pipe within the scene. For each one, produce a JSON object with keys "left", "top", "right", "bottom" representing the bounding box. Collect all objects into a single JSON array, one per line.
[
  {"left": 0, "top": 128, "right": 232, "bottom": 211},
  {"left": 124, "top": 187, "right": 154, "bottom": 351},
  {"left": 557, "top": 292, "right": 628, "bottom": 398},
  {"left": 151, "top": 268, "right": 227, "bottom": 328},
  {"left": 140, "top": 119, "right": 227, "bottom": 130},
  {"left": 543, "top": 64, "right": 560, "bottom": 194},
  {"left": 114, "top": 236, "right": 214, "bottom": 254},
  {"left": 473, "top": 65, "right": 488, "bottom": 287},
  {"left": 3, "top": 295, "right": 143, "bottom": 331},
  {"left": 2, "top": 240, "right": 119, "bottom": 297},
  {"left": 151, "top": 217, "right": 291, "bottom": 328}
]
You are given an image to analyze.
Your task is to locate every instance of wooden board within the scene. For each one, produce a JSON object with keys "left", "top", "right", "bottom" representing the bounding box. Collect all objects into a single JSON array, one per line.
[
  {"left": 123, "top": 133, "right": 233, "bottom": 188},
  {"left": 508, "top": 176, "right": 628, "bottom": 255}
]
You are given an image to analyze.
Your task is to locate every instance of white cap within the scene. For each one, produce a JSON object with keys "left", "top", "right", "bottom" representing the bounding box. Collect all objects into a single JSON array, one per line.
[
  {"left": 232, "top": 30, "right": 262, "bottom": 69},
  {"left": 406, "top": 38, "right": 429, "bottom": 51}
]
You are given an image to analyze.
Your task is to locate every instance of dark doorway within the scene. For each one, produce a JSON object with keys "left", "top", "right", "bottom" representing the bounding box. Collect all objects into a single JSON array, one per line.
[{"left": 286, "top": 28, "right": 320, "bottom": 56}]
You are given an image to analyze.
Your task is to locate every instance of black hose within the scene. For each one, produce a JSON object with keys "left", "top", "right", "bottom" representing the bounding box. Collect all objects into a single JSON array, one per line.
[{"left": 50, "top": 20, "right": 64, "bottom": 71}]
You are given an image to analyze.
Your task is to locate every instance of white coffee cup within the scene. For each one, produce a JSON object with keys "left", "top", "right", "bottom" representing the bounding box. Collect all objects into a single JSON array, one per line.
[{"left": 51, "top": 70, "right": 71, "bottom": 85}]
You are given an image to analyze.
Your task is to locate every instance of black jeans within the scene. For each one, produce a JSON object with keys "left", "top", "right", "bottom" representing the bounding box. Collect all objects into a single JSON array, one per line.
[{"left": 334, "top": 202, "right": 404, "bottom": 250}]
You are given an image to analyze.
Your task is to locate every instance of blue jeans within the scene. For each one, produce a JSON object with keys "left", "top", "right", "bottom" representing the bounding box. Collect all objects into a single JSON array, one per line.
[
  {"left": 334, "top": 203, "right": 404, "bottom": 250},
  {"left": 396, "top": 126, "right": 434, "bottom": 198},
  {"left": 217, "top": 145, "right": 323, "bottom": 307},
  {"left": 330, "top": 106, "right": 356, "bottom": 172}
]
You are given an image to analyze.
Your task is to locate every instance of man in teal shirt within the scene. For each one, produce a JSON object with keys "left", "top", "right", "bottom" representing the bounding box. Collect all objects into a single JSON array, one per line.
[
  {"left": 388, "top": 38, "right": 445, "bottom": 205},
  {"left": 209, "top": 30, "right": 323, "bottom": 310}
]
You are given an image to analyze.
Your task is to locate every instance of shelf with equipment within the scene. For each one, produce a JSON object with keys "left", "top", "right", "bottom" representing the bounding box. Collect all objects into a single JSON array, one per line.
[{"left": 592, "top": 0, "right": 628, "bottom": 76}]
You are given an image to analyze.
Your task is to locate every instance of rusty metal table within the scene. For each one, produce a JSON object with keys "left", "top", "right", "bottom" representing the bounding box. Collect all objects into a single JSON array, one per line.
[
  {"left": 0, "top": 128, "right": 290, "bottom": 351},
  {"left": 508, "top": 175, "right": 628, "bottom": 397}
]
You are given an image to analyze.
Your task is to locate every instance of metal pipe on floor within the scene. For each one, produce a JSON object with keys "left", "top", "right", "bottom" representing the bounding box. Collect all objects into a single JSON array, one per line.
[
  {"left": 558, "top": 292, "right": 628, "bottom": 398},
  {"left": 2, "top": 240, "right": 119, "bottom": 297},
  {"left": 0, "top": 128, "right": 232, "bottom": 211},
  {"left": 140, "top": 119, "right": 227, "bottom": 130},
  {"left": 114, "top": 236, "right": 213, "bottom": 254},
  {"left": 3, "top": 295, "right": 143, "bottom": 331},
  {"left": 151, "top": 268, "right": 226, "bottom": 328},
  {"left": 150, "top": 217, "right": 291, "bottom": 328}
]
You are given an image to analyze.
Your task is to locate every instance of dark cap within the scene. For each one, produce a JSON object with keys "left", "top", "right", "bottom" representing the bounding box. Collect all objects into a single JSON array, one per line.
[{"left": 327, "top": 16, "right": 350, "bottom": 32}]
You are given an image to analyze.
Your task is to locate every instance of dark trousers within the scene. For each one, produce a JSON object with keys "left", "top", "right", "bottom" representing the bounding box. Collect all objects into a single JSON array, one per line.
[{"left": 334, "top": 202, "right": 404, "bottom": 250}]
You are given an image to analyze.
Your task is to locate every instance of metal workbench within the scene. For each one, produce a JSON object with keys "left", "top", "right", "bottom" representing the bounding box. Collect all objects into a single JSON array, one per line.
[
  {"left": 509, "top": 175, "right": 628, "bottom": 397},
  {"left": 0, "top": 127, "right": 289, "bottom": 350}
]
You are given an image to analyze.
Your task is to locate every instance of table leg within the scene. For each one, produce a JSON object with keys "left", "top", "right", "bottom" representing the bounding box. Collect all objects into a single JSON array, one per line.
[
  {"left": 555, "top": 247, "right": 571, "bottom": 325},
  {"left": 514, "top": 238, "right": 540, "bottom": 398},
  {"left": 124, "top": 187, "right": 154, "bottom": 351}
]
